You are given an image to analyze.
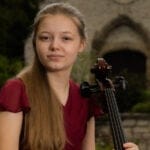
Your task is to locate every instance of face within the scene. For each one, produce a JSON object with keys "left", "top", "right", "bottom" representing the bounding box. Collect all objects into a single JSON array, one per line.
[{"left": 35, "top": 14, "right": 85, "bottom": 72}]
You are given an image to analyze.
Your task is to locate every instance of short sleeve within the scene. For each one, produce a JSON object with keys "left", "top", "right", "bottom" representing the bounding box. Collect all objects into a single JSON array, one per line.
[{"left": 0, "top": 78, "right": 30, "bottom": 113}]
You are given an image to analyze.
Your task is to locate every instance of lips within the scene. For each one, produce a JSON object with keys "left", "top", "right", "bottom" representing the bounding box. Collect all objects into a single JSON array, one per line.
[{"left": 47, "top": 54, "right": 64, "bottom": 61}]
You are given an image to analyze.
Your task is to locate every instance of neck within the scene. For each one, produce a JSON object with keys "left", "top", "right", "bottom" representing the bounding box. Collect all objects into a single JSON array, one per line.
[
  {"left": 47, "top": 70, "right": 70, "bottom": 85},
  {"left": 46, "top": 70, "right": 71, "bottom": 106}
]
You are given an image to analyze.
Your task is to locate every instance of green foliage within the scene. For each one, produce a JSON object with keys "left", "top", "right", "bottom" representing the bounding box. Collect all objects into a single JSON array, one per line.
[
  {"left": 96, "top": 142, "right": 113, "bottom": 150},
  {"left": 132, "top": 101, "right": 150, "bottom": 113},
  {"left": 0, "top": 0, "right": 40, "bottom": 58},
  {"left": 0, "top": 0, "right": 40, "bottom": 86},
  {"left": 0, "top": 55, "right": 23, "bottom": 87},
  {"left": 71, "top": 51, "right": 91, "bottom": 83},
  {"left": 131, "top": 90, "right": 150, "bottom": 113}
]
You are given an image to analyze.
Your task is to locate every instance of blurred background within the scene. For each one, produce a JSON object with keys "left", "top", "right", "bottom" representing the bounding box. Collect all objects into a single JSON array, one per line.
[{"left": 0, "top": 0, "right": 149, "bottom": 149}]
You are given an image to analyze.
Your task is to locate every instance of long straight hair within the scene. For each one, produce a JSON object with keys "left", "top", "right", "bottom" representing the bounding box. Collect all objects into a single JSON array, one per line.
[{"left": 18, "top": 2, "right": 87, "bottom": 150}]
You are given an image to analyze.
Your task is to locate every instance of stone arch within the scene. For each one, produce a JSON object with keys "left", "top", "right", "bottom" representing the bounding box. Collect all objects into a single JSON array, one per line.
[
  {"left": 92, "top": 14, "right": 150, "bottom": 55},
  {"left": 91, "top": 14, "right": 150, "bottom": 86}
]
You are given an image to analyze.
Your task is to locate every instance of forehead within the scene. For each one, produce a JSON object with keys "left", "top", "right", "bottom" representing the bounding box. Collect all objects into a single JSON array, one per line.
[
  {"left": 39, "top": 14, "right": 79, "bottom": 26},
  {"left": 37, "top": 14, "right": 79, "bottom": 31}
]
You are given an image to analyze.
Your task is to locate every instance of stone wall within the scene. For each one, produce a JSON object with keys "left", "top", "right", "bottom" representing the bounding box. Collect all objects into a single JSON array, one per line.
[{"left": 95, "top": 113, "right": 150, "bottom": 150}]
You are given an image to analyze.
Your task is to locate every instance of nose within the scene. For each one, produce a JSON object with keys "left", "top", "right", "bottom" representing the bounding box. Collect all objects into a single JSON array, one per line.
[{"left": 49, "top": 38, "right": 59, "bottom": 51}]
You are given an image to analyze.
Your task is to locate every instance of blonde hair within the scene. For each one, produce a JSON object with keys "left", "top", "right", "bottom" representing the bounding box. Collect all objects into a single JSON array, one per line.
[{"left": 18, "top": 2, "right": 86, "bottom": 150}]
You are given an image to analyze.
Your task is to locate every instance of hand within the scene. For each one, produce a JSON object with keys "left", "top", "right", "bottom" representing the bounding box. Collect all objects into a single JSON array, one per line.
[{"left": 123, "top": 142, "right": 139, "bottom": 150}]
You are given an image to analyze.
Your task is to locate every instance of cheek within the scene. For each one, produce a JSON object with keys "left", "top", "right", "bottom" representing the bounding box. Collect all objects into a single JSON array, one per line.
[
  {"left": 68, "top": 51, "right": 79, "bottom": 64},
  {"left": 35, "top": 45, "right": 47, "bottom": 64},
  {"left": 35, "top": 40, "right": 43, "bottom": 52},
  {"left": 68, "top": 44, "right": 83, "bottom": 60},
  {"left": 35, "top": 41, "right": 47, "bottom": 56}
]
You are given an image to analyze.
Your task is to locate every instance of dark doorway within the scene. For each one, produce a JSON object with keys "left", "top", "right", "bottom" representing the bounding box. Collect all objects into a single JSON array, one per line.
[
  {"left": 103, "top": 49, "right": 146, "bottom": 112},
  {"left": 103, "top": 49, "right": 146, "bottom": 75}
]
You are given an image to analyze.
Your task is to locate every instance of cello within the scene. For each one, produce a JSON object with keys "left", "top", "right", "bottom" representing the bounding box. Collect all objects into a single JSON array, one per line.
[{"left": 80, "top": 58, "right": 127, "bottom": 150}]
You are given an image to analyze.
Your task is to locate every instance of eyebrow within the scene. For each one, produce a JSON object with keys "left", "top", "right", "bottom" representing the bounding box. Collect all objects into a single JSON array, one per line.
[
  {"left": 38, "top": 31, "right": 50, "bottom": 34},
  {"left": 38, "top": 31, "right": 74, "bottom": 36}
]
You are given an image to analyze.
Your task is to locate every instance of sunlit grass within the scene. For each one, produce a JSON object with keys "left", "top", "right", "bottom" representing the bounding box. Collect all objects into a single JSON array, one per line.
[{"left": 96, "top": 141, "right": 113, "bottom": 150}]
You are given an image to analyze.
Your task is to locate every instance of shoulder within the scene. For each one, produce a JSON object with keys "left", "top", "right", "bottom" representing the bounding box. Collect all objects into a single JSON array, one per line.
[
  {"left": 0, "top": 78, "right": 24, "bottom": 93},
  {"left": 0, "top": 78, "right": 26, "bottom": 99},
  {"left": 69, "top": 80, "right": 85, "bottom": 98},
  {"left": 69, "top": 80, "right": 79, "bottom": 88},
  {"left": 69, "top": 80, "right": 90, "bottom": 108},
  {"left": 69, "top": 80, "right": 104, "bottom": 118},
  {"left": 0, "top": 78, "right": 30, "bottom": 113},
  {"left": 69, "top": 80, "right": 83, "bottom": 94},
  {"left": 69, "top": 79, "right": 90, "bottom": 100},
  {"left": 1, "top": 78, "right": 24, "bottom": 89}
]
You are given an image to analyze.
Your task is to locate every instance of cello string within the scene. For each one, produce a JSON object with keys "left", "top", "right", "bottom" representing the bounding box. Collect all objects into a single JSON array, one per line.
[
  {"left": 104, "top": 95, "right": 118, "bottom": 150},
  {"left": 106, "top": 89, "right": 124, "bottom": 150},
  {"left": 109, "top": 89, "right": 125, "bottom": 148},
  {"left": 105, "top": 89, "right": 122, "bottom": 150},
  {"left": 108, "top": 88, "right": 126, "bottom": 143},
  {"left": 107, "top": 89, "right": 125, "bottom": 148},
  {"left": 106, "top": 88, "right": 125, "bottom": 150}
]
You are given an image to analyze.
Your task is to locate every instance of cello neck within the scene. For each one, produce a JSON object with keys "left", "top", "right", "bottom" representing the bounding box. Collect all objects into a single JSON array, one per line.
[
  {"left": 105, "top": 88, "right": 126, "bottom": 150},
  {"left": 91, "top": 58, "right": 127, "bottom": 150}
]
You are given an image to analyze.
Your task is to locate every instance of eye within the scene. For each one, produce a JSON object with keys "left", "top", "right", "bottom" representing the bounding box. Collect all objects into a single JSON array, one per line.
[
  {"left": 62, "top": 36, "right": 73, "bottom": 41},
  {"left": 38, "top": 35, "right": 51, "bottom": 42}
]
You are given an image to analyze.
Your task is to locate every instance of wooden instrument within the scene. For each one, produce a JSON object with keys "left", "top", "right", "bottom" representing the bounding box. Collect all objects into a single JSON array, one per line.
[{"left": 80, "top": 58, "right": 127, "bottom": 150}]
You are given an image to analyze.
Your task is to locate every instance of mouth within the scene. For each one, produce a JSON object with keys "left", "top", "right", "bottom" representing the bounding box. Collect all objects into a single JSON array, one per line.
[{"left": 47, "top": 54, "right": 64, "bottom": 61}]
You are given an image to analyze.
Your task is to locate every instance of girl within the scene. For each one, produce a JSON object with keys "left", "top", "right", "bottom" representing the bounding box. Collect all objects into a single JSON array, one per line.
[{"left": 0, "top": 2, "right": 139, "bottom": 150}]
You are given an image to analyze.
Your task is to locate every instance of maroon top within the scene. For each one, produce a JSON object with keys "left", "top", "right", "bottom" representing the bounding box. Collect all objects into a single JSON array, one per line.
[
  {"left": 0, "top": 78, "right": 103, "bottom": 150},
  {"left": 0, "top": 78, "right": 30, "bottom": 112}
]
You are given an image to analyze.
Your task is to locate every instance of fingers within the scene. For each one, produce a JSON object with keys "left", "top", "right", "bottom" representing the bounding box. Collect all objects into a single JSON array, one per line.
[{"left": 123, "top": 142, "right": 139, "bottom": 150}]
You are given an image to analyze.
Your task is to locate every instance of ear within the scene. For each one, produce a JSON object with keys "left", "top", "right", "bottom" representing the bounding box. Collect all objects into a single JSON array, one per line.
[{"left": 78, "top": 40, "right": 86, "bottom": 53}]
